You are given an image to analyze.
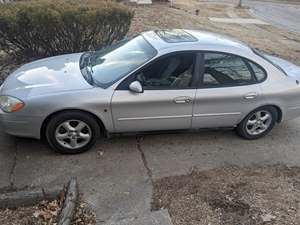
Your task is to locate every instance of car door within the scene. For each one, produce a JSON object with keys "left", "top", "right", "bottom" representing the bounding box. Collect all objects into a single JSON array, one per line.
[
  {"left": 111, "top": 52, "right": 199, "bottom": 132},
  {"left": 192, "top": 52, "right": 266, "bottom": 128}
]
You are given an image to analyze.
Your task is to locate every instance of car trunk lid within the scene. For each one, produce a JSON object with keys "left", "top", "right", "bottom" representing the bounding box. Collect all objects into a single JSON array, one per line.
[{"left": 264, "top": 54, "right": 300, "bottom": 79}]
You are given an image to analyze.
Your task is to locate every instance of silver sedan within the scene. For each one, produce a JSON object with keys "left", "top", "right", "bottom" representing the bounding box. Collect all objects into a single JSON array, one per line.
[{"left": 1, "top": 29, "right": 300, "bottom": 154}]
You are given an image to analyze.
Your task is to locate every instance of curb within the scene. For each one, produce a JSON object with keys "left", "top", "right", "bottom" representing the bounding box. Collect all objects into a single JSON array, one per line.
[
  {"left": 0, "top": 178, "right": 79, "bottom": 225},
  {"left": 57, "top": 177, "right": 78, "bottom": 225},
  {"left": 0, "top": 186, "right": 61, "bottom": 209}
]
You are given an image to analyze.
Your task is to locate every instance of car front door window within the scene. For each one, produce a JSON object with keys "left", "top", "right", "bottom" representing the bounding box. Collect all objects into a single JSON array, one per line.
[{"left": 136, "top": 53, "right": 195, "bottom": 90}]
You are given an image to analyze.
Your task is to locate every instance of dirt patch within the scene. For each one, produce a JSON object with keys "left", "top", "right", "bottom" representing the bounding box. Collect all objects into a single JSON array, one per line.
[
  {"left": 152, "top": 165, "right": 300, "bottom": 225},
  {"left": 0, "top": 195, "right": 96, "bottom": 225}
]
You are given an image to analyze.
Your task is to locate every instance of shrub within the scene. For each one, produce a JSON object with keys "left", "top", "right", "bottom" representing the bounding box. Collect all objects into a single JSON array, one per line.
[{"left": 0, "top": 0, "right": 134, "bottom": 57}]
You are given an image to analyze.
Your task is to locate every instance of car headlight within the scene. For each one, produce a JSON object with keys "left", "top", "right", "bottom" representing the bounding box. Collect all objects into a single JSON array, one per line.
[{"left": 0, "top": 96, "right": 24, "bottom": 113}]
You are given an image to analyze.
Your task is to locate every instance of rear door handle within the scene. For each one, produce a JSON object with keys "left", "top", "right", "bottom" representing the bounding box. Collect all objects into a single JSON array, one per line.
[
  {"left": 244, "top": 92, "right": 258, "bottom": 100},
  {"left": 174, "top": 96, "right": 192, "bottom": 104}
]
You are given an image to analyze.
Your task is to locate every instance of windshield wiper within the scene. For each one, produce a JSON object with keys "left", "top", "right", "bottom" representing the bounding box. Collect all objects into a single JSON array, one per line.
[
  {"left": 80, "top": 52, "right": 95, "bottom": 85},
  {"left": 87, "top": 52, "right": 96, "bottom": 84},
  {"left": 88, "top": 53, "right": 94, "bottom": 73}
]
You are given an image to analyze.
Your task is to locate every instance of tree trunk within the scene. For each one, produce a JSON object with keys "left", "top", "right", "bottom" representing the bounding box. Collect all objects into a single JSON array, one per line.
[{"left": 238, "top": 0, "right": 242, "bottom": 7}]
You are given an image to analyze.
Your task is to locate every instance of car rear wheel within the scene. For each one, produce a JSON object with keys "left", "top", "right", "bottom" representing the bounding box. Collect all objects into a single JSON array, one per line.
[
  {"left": 236, "top": 106, "right": 278, "bottom": 139},
  {"left": 46, "top": 111, "right": 100, "bottom": 154}
]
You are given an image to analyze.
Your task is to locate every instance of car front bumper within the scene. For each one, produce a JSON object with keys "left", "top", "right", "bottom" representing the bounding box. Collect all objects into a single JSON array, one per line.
[{"left": 0, "top": 109, "right": 42, "bottom": 139}]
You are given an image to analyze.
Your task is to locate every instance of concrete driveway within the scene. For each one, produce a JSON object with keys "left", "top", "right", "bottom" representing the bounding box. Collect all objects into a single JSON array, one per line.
[
  {"left": 246, "top": 0, "right": 300, "bottom": 34},
  {"left": 202, "top": 0, "right": 300, "bottom": 34},
  {"left": 1, "top": 118, "right": 300, "bottom": 224}
]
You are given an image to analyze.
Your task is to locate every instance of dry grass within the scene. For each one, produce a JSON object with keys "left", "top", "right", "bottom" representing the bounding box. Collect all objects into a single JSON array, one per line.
[
  {"left": 1, "top": 0, "right": 300, "bottom": 83},
  {"left": 0, "top": 195, "right": 96, "bottom": 225},
  {"left": 152, "top": 165, "right": 300, "bottom": 225},
  {"left": 129, "top": 0, "right": 300, "bottom": 65}
]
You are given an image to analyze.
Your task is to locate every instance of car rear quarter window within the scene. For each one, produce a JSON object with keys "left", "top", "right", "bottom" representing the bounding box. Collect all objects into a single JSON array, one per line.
[{"left": 248, "top": 61, "right": 267, "bottom": 82}]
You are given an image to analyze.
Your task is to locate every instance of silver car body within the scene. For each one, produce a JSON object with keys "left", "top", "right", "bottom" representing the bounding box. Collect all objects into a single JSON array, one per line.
[{"left": 1, "top": 29, "right": 300, "bottom": 139}]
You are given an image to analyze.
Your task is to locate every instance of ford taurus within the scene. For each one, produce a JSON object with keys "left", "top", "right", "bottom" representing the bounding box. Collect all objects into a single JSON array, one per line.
[{"left": 1, "top": 29, "right": 300, "bottom": 154}]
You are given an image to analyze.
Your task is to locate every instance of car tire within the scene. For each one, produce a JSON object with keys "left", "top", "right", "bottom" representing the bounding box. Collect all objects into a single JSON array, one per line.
[
  {"left": 236, "top": 106, "right": 278, "bottom": 140},
  {"left": 46, "top": 111, "right": 100, "bottom": 154}
]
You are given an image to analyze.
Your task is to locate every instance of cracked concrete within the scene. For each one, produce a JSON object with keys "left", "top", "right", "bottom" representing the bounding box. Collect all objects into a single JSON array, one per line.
[
  {"left": 2, "top": 118, "right": 300, "bottom": 224},
  {"left": 139, "top": 120, "right": 300, "bottom": 179},
  {"left": 106, "top": 209, "right": 173, "bottom": 225},
  {"left": 8, "top": 140, "right": 18, "bottom": 189},
  {"left": 3, "top": 136, "right": 153, "bottom": 224},
  {"left": 136, "top": 136, "right": 153, "bottom": 181},
  {"left": 0, "top": 124, "right": 15, "bottom": 190}
]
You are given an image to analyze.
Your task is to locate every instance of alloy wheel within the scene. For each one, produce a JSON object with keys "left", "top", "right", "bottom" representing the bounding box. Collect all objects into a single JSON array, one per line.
[
  {"left": 55, "top": 120, "right": 92, "bottom": 149},
  {"left": 245, "top": 110, "right": 272, "bottom": 136}
]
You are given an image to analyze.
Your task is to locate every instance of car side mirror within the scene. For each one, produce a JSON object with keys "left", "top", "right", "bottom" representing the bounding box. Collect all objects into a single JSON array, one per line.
[{"left": 129, "top": 81, "right": 143, "bottom": 93}]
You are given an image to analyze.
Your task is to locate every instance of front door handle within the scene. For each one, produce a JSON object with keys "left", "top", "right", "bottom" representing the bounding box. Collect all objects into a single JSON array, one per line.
[
  {"left": 174, "top": 97, "right": 192, "bottom": 104},
  {"left": 244, "top": 92, "right": 258, "bottom": 100}
]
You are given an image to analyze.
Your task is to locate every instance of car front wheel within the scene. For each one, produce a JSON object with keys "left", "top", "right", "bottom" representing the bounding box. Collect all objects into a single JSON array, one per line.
[
  {"left": 46, "top": 111, "right": 100, "bottom": 154},
  {"left": 236, "top": 106, "right": 278, "bottom": 139}
]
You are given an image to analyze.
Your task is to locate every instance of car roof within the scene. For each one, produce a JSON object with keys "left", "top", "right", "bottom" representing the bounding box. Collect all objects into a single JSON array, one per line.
[{"left": 141, "top": 29, "right": 252, "bottom": 53}]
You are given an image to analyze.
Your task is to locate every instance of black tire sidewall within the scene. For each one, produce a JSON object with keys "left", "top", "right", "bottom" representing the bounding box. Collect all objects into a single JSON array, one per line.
[
  {"left": 237, "top": 106, "right": 278, "bottom": 140},
  {"left": 46, "top": 111, "right": 100, "bottom": 154}
]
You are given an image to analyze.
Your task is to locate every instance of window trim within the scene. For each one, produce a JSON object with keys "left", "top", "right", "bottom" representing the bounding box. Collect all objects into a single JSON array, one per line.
[
  {"left": 116, "top": 51, "right": 200, "bottom": 91},
  {"left": 198, "top": 51, "right": 268, "bottom": 89}
]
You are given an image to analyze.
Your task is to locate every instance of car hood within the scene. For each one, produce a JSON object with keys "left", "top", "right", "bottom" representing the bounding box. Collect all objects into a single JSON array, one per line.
[
  {"left": 0, "top": 53, "right": 93, "bottom": 99},
  {"left": 264, "top": 54, "right": 300, "bottom": 79}
]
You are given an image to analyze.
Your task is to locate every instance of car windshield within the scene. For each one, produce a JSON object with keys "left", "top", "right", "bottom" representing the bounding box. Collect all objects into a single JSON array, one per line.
[{"left": 80, "top": 35, "right": 157, "bottom": 88}]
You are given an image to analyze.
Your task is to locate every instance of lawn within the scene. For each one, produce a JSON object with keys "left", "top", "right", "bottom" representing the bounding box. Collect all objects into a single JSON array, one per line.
[{"left": 128, "top": 0, "right": 300, "bottom": 65}]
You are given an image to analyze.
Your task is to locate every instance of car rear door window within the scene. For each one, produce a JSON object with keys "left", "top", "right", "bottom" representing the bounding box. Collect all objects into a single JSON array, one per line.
[
  {"left": 202, "top": 53, "right": 255, "bottom": 87},
  {"left": 135, "top": 53, "right": 196, "bottom": 90}
]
